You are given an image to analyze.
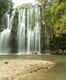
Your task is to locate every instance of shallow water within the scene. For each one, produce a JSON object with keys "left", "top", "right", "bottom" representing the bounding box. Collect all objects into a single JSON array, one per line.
[{"left": 0, "top": 55, "right": 66, "bottom": 80}]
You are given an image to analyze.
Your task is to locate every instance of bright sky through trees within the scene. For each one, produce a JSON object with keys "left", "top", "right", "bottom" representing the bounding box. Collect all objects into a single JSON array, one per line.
[{"left": 13, "top": 0, "right": 37, "bottom": 8}]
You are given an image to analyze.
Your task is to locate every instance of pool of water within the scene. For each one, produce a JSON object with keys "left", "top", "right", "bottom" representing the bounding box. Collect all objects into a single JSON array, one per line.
[
  {"left": 37, "top": 55, "right": 66, "bottom": 80},
  {"left": 0, "top": 55, "right": 66, "bottom": 80},
  {"left": 48, "top": 56, "right": 66, "bottom": 80}
]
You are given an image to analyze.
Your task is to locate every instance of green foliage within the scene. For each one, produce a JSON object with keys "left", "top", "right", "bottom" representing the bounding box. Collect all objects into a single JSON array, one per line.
[
  {"left": 0, "top": 0, "right": 13, "bottom": 31},
  {"left": 44, "top": 0, "right": 66, "bottom": 37},
  {"left": 64, "top": 50, "right": 66, "bottom": 54},
  {"left": 0, "top": 0, "right": 13, "bottom": 17}
]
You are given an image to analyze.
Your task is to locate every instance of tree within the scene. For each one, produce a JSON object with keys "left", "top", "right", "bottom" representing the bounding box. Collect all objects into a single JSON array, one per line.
[
  {"left": 0, "top": 0, "right": 13, "bottom": 24},
  {"left": 0, "top": 0, "right": 13, "bottom": 17}
]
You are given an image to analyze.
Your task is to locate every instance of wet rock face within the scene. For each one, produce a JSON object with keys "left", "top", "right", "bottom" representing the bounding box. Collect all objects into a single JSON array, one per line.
[
  {"left": 0, "top": 25, "right": 4, "bottom": 32},
  {"left": 58, "top": 49, "right": 64, "bottom": 54},
  {"left": 0, "top": 60, "right": 56, "bottom": 80}
]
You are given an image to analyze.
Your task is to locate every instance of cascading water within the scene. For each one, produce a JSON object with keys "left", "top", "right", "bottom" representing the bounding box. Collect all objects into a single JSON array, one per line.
[
  {"left": 17, "top": 6, "right": 41, "bottom": 54},
  {"left": 27, "top": 8, "right": 35, "bottom": 54},
  {"left": 34, "top": 6, "right": 41, "bottom": 53},
  {"left": 0, "top": 5, "right": 43, "bottom": 54},
  {"left": 0, "top": 11, "right": 15, "bottom": 54},
  {"left": 17, "top": 9, "right": 26, "bottom": 54}
]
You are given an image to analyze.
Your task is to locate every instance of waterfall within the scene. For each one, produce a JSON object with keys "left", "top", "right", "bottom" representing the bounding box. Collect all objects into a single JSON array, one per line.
[
  {"left": 0, "top": 6, "right": 42, "bottom": 54},
  {"left": 34, "top": 6, "right": 41, "bottom": 53},
  {"left": 17, "top": 6, "right": 41, "bottom": 54},
  {"left": 0, "top": 11, "right": 15, "bottom": 54},
  {"left": 44, "top": 23, "right": 50, "bottom": 52},
  {"left": 17, "top": 9, "right": 26, "bottom": 54}
]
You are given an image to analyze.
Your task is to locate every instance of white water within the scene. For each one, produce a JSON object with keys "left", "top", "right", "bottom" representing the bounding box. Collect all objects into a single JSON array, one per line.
[
  {"left": 34, "top": 7, "right": 41, "bottom": 53},
  {"left": 17, "top": 6, "right": 41, "bottom": 54},
  {"left": 17, "top": 9, "right": 26, "bottom": 54},
  {"left": 0, "top": 6, "right": 41, "bottom": 54},
  {"left": 0, "top": 11, "right": 15, "bottom": 54}
]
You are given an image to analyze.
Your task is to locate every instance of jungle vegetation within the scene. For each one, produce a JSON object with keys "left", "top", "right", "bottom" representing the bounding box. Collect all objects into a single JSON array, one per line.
[{"left": 0, "top": 0, "right": 13, "bottom": 24}]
